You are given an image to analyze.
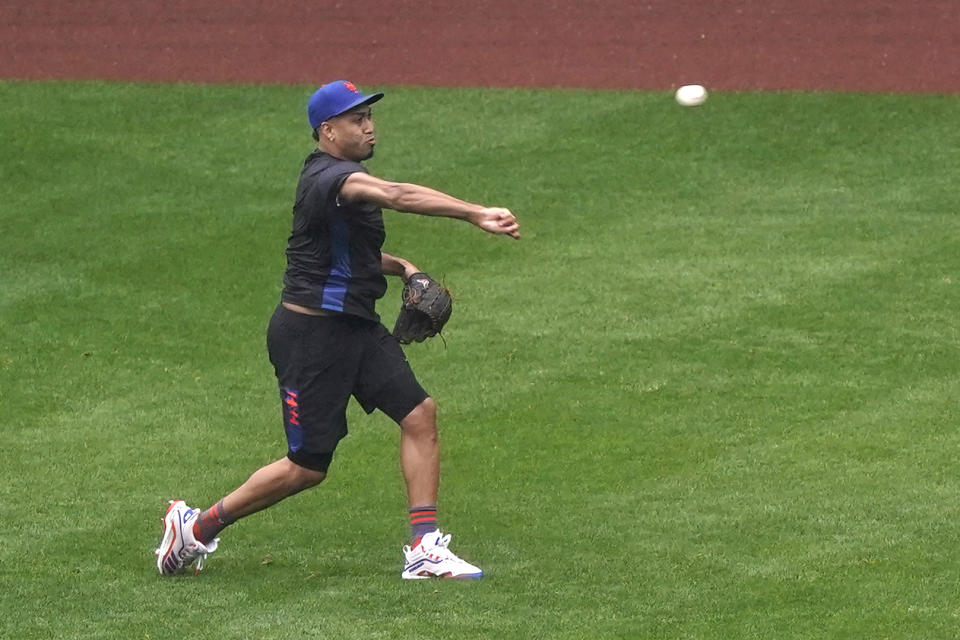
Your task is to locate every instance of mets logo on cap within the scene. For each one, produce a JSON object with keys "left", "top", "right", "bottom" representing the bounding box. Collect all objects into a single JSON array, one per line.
[{"left": 307, "top": 80, "right": 385, "bottom": 130}]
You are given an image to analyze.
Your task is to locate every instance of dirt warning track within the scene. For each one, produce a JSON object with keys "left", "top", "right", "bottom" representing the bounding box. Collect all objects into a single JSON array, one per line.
[{"left": 2, "top": 1, "right": 958, "bottom": 93}]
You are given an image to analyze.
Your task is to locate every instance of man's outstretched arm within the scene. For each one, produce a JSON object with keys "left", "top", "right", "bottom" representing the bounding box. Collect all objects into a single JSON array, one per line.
[{"left": 340, "top": 172, "right": 520, "bottom": 239}]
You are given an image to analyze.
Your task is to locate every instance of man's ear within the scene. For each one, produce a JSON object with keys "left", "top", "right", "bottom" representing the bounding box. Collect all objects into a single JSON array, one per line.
[{"left": 320, "top": 121, "right": 336, "bottom": 142}]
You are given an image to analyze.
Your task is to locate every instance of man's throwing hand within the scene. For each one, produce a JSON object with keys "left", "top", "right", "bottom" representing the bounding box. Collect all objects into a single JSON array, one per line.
[{"left": 472, "top": 207, "right": 520, "bottom": 239}]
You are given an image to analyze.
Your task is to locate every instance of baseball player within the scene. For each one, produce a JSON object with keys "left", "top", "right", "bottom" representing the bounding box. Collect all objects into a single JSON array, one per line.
[{"left": 156, "top": 80, "right": 519, "bottom": 579}]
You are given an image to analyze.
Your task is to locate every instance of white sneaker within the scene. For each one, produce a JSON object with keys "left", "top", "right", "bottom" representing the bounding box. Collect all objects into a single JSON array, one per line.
[
  {"left": 401, "top": 530, "right": 483, "bottom": 579},
  {"left": 155, "top": 500, "right": 219, "bottom": 575}
]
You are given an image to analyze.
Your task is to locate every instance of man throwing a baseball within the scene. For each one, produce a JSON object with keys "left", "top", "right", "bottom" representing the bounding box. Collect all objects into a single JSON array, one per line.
[{"left": 156, "top": 80, "right": 519, "bottom": 579}]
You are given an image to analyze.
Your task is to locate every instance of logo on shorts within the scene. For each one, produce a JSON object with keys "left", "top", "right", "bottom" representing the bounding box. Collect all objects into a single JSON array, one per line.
[{"left": 283, "top": 388, "right": 300, "bottom": 426}]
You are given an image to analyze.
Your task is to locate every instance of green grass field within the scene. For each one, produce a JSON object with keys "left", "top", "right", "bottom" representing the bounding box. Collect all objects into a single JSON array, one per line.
[{"left": 1, "top": 80, "right": 959, "bottom": 639}]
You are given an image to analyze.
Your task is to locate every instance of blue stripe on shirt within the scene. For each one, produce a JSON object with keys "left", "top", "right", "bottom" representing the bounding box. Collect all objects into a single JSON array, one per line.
[{"left": 320, "top": 216, "right": 351, "bottom": 312}]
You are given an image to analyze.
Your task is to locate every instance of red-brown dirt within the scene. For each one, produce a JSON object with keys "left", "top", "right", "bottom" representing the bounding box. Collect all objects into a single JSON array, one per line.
[{"left": 1, "top": 0, "right": 958, "bottom": 93}]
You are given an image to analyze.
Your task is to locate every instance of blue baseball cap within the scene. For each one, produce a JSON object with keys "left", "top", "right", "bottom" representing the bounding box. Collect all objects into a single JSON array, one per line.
[{"left": 307, "top": 81, "right": 384, "bottom": 130}]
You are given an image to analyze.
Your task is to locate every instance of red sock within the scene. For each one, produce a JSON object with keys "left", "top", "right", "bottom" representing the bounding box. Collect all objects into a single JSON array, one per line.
[
  {"left": 409, "top": 506, "right": 438, "bottom": 544},
  {"left": 193, "top": 499, "right": 235, "bottom": 544}
]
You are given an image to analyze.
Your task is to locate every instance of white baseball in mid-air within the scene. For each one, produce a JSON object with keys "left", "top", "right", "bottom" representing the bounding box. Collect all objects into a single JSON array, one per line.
[{"left": 675, "top": 84, "right": 708, "bottom": 107}]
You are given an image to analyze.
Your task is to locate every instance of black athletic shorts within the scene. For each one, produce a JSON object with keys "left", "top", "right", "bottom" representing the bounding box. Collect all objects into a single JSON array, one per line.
[{"left": 266, "top": 304, "right": 429, "bottom": 472}]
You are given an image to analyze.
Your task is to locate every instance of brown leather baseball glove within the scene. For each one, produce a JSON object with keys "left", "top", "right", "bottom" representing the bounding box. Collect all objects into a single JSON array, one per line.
[{"left": 392, "top": 272, "right": 452, "bottom": 344}]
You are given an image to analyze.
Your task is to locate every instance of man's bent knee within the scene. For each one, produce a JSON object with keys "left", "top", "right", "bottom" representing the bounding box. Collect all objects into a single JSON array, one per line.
[
  {"left": 282, "top": 456, "right": 327, "bottom": 491},
  {"left": 400, "top": 397, "right": 436, "bottom": 435},
  {"left": 400, "top": 397, "right": 437, "bottom": 429}
]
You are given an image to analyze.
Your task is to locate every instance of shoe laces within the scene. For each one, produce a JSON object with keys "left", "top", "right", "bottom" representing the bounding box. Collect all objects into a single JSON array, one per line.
[
  {"left": 423, "top": 532, "right": 464, "bottom": 562},
  {"left": 192, "top": 546, "right": 208, "bottom": 574},
  {"left": 184, "top": 538, "right": 219, "bottom": 574},
  {"left": 404, "top": 531, "right": 459, "bottom": 559}
]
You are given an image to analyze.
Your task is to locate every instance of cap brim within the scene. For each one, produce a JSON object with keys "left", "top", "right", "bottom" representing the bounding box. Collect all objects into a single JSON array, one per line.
[{"left": 328, "top": 92, "right": 384, "bottom": 121}]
